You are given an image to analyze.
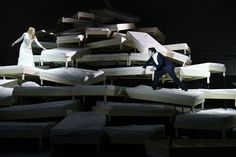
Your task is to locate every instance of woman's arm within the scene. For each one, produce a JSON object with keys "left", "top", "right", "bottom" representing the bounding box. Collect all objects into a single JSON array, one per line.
[
  {"left": 11, "top": 33, "right": 25, "bottom": 47},
  {"left": 34, "top": 37, "right": 46, "bottom": 50}
]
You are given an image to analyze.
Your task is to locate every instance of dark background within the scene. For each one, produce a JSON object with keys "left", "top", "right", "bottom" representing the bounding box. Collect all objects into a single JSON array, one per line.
[{"left": 1, "top": 0, "right": 236, "bottom": 70}]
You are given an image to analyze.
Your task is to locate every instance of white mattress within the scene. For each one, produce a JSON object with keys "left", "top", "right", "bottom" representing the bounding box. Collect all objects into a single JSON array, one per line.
[
  {"left": 174, "top": 108, "right": 236, "bottom": 130},
  {"left": 135, "top": 27, "right": 165, "bottom": 42},
  {"left": 0, "top": 79, "right": 18, "bottom": 88},
  {"left": 32, "top": 41, "right": 57, "bottom": 49},
  {"left": 58, "top": 17, "right": 80, "bottom": 24},
  {"left": 73, "top": 11, "right": 95, "bottom": 20},
  {"left": 0, "top": 121, "right": 56, "bottom": 138},
  {"left": 193, "top": 88, "right": 236, "bottom": 100},
  {"left": 50, "top": 112, "right": 106, "bottom": 144},
  {"left": 76, "top": 53, "right": 150, "bottom": 66},
  {"left": 126, "top": 85, "right": 205, "bottom": 108},
  {"left": 56, "top": 34, "right": 84, "bottom": 45},
  {"left": 0, "top": 86, "right": 13, "bottom": 107},
  {"left": 13, "top": 85, "right": 126, "bottom": 97},
  {"left": 100, "top": 66, "right": 210, "bottom": 82},
  {"left": 162, "top": 62, "right": 225, "bottom": 84},
  {"left": 106, "top": 23, "right": 135, "bottom": 32},
  {"left": 99, "top": 66, "right": 154, "bottom": 77},
  {"left": 40, "top": 47, "right": 90, "bottom": 66},
  {"left": 104, "top": 124, "right": 165, "bottom": 144},
  {"left": 93, "top": 101, "right": 176, "bottom": 117},
  {"left": 0, "top": 65, "right": 41, "bottom": 79},
  {"left": 163, "top": 66, "right": 210, "bottom": 83},
  {"left": 164, "top": 43, "right": 191, "bottom": 55},
  {"left": 126, "top": 31, "right": 192, "bottom": 65},
  {"left": 86, "top": 36, "right": 126, "bottom": 49},
  {"left": 185, "top": 62, "right": 226, "bottom": 74},
  {"left": 39, "top": 67, "right": 105, "bottom": 85},
  {"left": 85, "top": 27, "right": 111, "bottom": 38},
  {"left": 0, "top": 100, "right": 77, "bottom": 121}
]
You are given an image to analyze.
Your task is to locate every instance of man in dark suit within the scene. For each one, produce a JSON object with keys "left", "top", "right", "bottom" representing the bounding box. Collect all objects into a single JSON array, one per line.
[{"left": 142, "top": 47, "right": 188, "bottom": 91}]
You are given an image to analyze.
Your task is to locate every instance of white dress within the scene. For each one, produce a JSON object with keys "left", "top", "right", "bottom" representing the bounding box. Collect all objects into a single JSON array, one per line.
[{"left": 14, "top": 33, "right": 44, "bottom": 67}]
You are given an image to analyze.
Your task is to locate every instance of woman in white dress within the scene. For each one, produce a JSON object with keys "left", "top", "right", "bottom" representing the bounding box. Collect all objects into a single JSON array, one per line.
[{"left": 11, "top": 27, "right": 46, "bottom": 67}]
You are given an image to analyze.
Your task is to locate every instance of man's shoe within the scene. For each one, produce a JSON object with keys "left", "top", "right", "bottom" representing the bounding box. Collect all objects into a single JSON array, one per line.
[
  {"left": 152, "top": 86, "right": 162, "bottom": 90},
  {"left": 183, "top": 88, "right": 188, "bottom": 91}
]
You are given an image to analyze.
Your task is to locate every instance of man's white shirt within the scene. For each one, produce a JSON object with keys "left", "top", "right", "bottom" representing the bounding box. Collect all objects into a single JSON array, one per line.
[{"left": 152, "top": 53, "right": 159, "bottom": 65}]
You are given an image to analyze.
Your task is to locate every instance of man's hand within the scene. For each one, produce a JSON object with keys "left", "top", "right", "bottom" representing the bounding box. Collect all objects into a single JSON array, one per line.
[
  {"left": 142, "top": 66, "right": 146, "bottom": 74},
  {"left": 150, "top": 66, "right": 156, "bottom": 72}
]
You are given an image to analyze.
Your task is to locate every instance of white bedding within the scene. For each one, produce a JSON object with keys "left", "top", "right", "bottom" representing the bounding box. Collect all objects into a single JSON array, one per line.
[
  {"left": 39, "top": 67, "right": 105, "bottom": 85},
  {"left": 126, "top": 85, "right": 205, "bottom": 108}
]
